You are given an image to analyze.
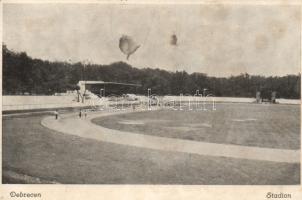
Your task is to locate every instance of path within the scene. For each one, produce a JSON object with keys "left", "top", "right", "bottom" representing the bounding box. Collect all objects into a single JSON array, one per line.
[{"left": 41, "top": 110, "right": 300, "bottom": 163}]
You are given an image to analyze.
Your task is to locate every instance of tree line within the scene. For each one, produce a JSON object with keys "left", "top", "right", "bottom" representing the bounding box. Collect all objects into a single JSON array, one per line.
[{"left": 2, "top": 45, "right": 301, "bottom": 99}]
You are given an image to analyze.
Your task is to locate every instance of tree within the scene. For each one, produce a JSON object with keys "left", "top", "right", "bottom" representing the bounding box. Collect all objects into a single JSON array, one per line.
[{"left": 2, "top": 44, "right": 301, "bottom": 99}]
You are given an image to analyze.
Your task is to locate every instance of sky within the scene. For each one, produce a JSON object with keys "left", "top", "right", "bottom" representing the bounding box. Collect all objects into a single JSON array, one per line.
[{"left": 3, "top": 3, "right": 301, "bottom": 77}]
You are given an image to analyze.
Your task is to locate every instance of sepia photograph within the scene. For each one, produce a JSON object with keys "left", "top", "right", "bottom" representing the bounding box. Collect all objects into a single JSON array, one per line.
[{"left": 1, "top": 0, "right": 301, "bottom": 189}]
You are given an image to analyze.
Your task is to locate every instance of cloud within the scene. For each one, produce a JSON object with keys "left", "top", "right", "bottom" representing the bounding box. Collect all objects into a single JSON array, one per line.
[{"left": 3, "top": 4, "right": 301, "bottom": 77}]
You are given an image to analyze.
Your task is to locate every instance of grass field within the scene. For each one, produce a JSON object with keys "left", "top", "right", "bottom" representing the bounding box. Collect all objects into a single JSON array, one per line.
[
  {"left": 2, "top": 110, "right": 300, "bottom": 184},
  {"left": 92, "top": 103, "right": 300, "bottom": 150}
]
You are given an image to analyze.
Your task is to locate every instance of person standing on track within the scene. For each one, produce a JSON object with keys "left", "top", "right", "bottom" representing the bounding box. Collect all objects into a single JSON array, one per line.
[
  {"left": 79, "top": 109, "right": 82, "bottom": 118},
  {"left": 54, "top": 110, "right": 59, "bottom": 120}
]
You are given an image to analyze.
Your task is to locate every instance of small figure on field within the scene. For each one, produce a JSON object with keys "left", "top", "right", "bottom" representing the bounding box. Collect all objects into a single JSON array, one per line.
[
  {"left": 54, "top": 110, "right": 59, "bottom": 120},
  {"left": 79, "top": 109, "right": 82, "bottom": 118}
]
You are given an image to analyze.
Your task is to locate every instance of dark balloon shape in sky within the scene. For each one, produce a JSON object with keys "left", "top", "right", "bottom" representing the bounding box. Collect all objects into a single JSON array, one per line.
[
  {"left": 170, "top": 34, "right": 178, "bottom": 46},
  {"left": 119, "top": 35, "right": 140, "bottom": 60}
]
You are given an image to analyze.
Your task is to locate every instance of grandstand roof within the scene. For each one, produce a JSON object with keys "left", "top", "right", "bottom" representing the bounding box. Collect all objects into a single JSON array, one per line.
[{"left": 78, "top": 80, "right": 141, "bottom": 87}]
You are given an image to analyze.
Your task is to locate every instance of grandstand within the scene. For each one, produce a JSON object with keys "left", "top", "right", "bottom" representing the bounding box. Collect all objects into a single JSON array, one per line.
[{"left": 77, "top": 80, "right": 141, "bottom": 98}]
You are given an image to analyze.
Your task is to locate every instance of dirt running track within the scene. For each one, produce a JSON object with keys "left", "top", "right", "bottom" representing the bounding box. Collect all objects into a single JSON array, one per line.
[{"left": 41, "top": 109, "right": 300, "bottom": 163}]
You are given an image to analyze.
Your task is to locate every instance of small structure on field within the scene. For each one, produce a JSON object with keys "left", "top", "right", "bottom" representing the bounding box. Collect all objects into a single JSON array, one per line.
[{"left": 256, "top": 90, "right": 277, "bottom": 103}]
